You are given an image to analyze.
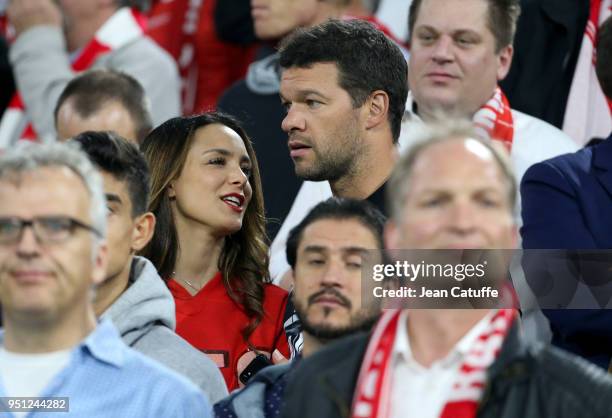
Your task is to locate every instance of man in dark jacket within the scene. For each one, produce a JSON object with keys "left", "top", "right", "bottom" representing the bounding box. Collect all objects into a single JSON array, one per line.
[
  {"left": 280, "top": 120, "right": 612, "bottom": 418},
  {"left": 214, "top": 198, "right": 386, "bottom": 418},
  {"left": 520, "top": 15, "right": 612, "bottom": 370}
]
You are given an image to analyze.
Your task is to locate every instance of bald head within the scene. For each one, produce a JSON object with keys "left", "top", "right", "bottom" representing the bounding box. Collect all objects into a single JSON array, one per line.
[{"left": 386, "top": 121, "right": 517, "bottom": 250}]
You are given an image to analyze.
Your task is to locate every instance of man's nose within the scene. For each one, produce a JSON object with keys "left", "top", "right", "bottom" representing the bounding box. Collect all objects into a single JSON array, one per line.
[
  {"left": 15, "top": 225, "right": 42, "bottom": 258},
  {"left": 281, "top": 106, "right": 306, "bottom": 133},
  {"left": 431, "top": 35, "right": 454, "bottom": 64}
]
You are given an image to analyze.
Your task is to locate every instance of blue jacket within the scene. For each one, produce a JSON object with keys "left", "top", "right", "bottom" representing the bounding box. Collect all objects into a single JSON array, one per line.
[{"left": 520, "top": 134, "right": 612, "bottom": 369}]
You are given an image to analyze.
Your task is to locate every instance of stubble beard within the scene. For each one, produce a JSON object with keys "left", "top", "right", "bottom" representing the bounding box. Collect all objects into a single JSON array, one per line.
[
  {"left": 294, "top": 124, "right": 363, "bottom": 183},
  {"left": 293, "top": 296, "right": 380, "bottom": 342}
]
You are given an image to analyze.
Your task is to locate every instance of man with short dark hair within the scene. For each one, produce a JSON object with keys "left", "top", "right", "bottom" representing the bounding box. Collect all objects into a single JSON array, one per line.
[
  {"left": 279, "top": 18, "right": 406, "bottom": 202},
  {"left": 214, "top": 198, "right": 385, "bottom": 418},
  {"left": 401, "top": 0, "right": 577, "bottom": 186},
  {"left": 280, "top": 120, "right": 612, "bottom": 418},
  {"left": 55, "top": 70, "right": 153, "bottom": 143},
  {"left": 0, "top": 0, "right": 179, "bottom": 146},
  {"left": 270, "top": 18, "right": 407, "bottom": 281},
  {"left": 520, "top": 15, "right": 612, "bottom": 369},
  {"left": 218, "top": 0, "right": 357, "bottom": 245},
  {"left": 0, "top": 142, "right": 210, "bottom": 417},
  {"left": 74, "top": 131, "right": 228, "bottom": 403}
]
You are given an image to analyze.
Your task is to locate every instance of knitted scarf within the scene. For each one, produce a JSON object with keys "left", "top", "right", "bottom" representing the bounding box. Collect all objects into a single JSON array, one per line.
[
  {"left": 407, "top": 87, "right": 514, "bottom": 151},
  {"left": 351, "top": 309, "right": 516, "bottom": 418}
]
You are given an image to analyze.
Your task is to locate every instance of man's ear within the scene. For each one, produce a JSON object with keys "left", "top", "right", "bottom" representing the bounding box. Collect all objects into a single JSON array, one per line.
[
  {"left": 131, "top": 212, "right": 156, "bottom": 253},
  {"left": 496, "top": 44, "right": 514, "bottom": 81},
  {"left": 92, "top": 241, "right": 109, "bottom": 286},
  {"left": 364, "top": 90, "right": 390, "bottom": 131}
]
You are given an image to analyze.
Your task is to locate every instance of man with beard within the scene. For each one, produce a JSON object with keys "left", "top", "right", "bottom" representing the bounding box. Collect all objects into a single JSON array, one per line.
[
  {"left": 213, "top": 198, "right": 385, "bottom": 418},
  {"left": 269, "top": 19, "right": 407, "bottom": 282},
  {"left": 279, "top": 120, "right": 612, "bottom": 418}
]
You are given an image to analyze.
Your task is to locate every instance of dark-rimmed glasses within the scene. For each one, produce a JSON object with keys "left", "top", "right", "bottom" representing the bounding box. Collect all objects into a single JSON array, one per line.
[{"left": 0, "top": 216, "right": 102, "bottom": 245}]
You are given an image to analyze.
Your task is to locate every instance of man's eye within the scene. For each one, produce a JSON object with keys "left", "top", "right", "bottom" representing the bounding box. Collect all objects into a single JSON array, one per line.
[
  {"left": 421, "top": 197, "right": 445, "bottom": 207},
  {"left": 418, "top": 33, "right": 435, "bottom": 43},
  {"left": 308, "top": 259, "right": 325, "bottom": 266},
  {"left": 0, "top": 220, "right": 19, "bottom": 235},
  {"left": 39, "top": 218, "right": 71, "bottom": 234},
  {"left": 478, "top": 197, "right": 501, "bottom": 208},
  {"left": 305, "top": 100, "right": 321, "bottom": 109}
]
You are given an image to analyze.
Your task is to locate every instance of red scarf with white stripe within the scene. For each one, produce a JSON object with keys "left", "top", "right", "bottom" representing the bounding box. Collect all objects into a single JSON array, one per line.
[
  {"left": 408, "top": 87, "right": 514, "bottom": 151},
  {"left": 473, "top": 87, "right": 514, "bottom": 152},
  {"left": 351, "top": 309, "right": 517, "bottom": 418},
  {"left": 0, "top": 8, "right": 146, "bottom": 148}
]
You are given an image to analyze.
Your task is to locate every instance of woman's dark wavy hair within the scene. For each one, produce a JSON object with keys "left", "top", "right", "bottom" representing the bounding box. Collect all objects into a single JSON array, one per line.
[{"left": 139, "top": 112, "right": 270, "bottom": 345}]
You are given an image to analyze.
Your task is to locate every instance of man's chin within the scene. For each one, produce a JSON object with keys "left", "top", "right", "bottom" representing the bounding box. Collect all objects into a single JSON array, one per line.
[
  {"left": 294, "top": 166, "right": 327, "bottom": 182},
  {"left": 301, "top": 314, "right": 380, "bottom": 341}
]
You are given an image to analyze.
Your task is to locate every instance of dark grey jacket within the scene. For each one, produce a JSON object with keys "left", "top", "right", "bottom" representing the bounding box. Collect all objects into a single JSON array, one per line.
[{"left": 280, "top": 321, "right": 612, "bottom": 418}]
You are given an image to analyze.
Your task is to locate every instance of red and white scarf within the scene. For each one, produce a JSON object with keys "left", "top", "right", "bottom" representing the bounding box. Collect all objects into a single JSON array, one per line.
[
  {"left": 0, "top": 7, "right": 147, "bottom": 149},
  {"left": 562, "top": 0, "right": 612, "bottom": 146},
  {"left": 472, "top": 87, "right": 514, "bottom": 152},
  {"left": 407, "top": 87, "right": 514, "bottom": 152},
  {"left": 351, "top": 309, "right": 517, "bottom": 418}
]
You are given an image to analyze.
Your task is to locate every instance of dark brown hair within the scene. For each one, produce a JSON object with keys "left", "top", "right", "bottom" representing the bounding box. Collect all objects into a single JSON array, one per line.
[
  {"left": 139, "top": 112, "right": 270, "bottom": 344},
  {"left": 408, "top": 0, "right": 521, "bottom": 52},
  {"left": 54, "top": 69, "right": 153, "bottom": 143}
]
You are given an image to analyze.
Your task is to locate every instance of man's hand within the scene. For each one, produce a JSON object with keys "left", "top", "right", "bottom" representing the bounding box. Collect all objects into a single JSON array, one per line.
[{"left": 7, "top": 0, "right": 62, "bottom": 37}]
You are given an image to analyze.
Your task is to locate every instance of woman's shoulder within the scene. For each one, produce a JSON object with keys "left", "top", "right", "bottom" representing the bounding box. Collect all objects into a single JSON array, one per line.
[{"left": 262, "top": 282, "right": 289, "bottom": 301}]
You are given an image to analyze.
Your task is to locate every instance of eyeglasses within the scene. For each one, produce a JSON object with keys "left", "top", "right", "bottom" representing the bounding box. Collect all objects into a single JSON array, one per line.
[{"left": 0, "top": 216, "right": 102, "bottom": 245}]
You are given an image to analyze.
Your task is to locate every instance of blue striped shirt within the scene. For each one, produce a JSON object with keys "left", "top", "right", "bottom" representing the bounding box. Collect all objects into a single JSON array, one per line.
[{"left": 0, "top": 319, "right": 212, "bottom": 417}]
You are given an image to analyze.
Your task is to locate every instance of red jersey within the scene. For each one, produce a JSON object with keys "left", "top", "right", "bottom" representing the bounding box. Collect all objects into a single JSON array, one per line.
[{"left": 168, "top": 272, "right": 290, "bottom": 391}]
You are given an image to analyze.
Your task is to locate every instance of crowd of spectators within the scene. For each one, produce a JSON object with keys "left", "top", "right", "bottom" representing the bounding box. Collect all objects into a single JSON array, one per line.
[{"left": 0, "top": 0, "right": 611, "bottom": 417}]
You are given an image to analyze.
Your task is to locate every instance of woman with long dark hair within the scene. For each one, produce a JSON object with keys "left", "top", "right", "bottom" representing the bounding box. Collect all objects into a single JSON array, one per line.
[{"left": 141, "top": 112, "right": 289, "bottom": 390}]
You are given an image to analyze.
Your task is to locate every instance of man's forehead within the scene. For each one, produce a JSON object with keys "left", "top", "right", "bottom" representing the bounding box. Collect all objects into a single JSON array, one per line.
[
  {"left": 299, "top": 218, "right": 377, "bottom": 250},
  {"left": 414, "top": 0, "right": 490, "bottom": 32},
  {"left": 409, "top": 138, "right": 505, "bottom": 188},
  {"left": 58, "top": 98, "right": 137, "bottom": 142},
  {"left": 281, "top": 63, "right": 340, "bottom": 87},
  {"left": 0, "top": 166, "right": 91, "bottom": 214}
]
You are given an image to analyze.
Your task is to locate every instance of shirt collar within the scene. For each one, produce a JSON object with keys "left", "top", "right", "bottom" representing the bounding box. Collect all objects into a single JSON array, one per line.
[
  {"left": 393, "top": 310, "right": 497, "bottom": 368},
  {"left": 81, "top": 319, "right": 126, "bottom": 368}
]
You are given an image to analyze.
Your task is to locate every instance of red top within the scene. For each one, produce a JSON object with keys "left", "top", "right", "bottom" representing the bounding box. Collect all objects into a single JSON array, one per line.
[{"left": 168, "top": 272, "right": 290, "bottom": 391}]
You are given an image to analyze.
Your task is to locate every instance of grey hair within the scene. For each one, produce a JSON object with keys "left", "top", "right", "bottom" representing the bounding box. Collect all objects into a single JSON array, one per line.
[
  {"left": 0, "top": 142, "right": 107, "bottom": 244},
  {"left": 387, "top": 118, "right": 517, "bottom": 221}
]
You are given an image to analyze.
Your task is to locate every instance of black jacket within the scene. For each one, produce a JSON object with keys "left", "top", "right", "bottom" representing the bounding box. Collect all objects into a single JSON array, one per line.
[
  {"left": 280, "top": 321, "right": 612, "bottom": 418},
  {"left": 500, "top": 0, "right": 589, "bottom": 129}
]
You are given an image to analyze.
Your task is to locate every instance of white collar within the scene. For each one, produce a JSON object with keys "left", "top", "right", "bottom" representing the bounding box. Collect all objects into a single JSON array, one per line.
[{"left": 393, "top": 310, "right": 497, "bottom": 369}]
